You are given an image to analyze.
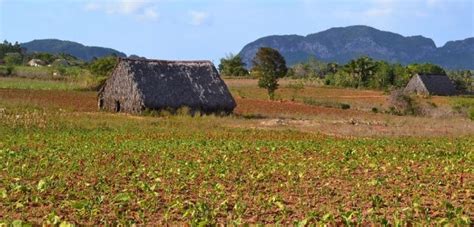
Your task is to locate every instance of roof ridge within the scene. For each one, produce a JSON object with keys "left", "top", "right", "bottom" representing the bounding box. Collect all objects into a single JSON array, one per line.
[
  {"left": 417, "top": 74, "right": 448, "bottom": 76},
  {"left": 119, "top": 57, "right": 212, "bottom": 64}
]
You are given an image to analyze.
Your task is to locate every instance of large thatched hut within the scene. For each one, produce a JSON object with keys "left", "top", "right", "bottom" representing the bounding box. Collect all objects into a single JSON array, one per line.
[
  {"left": 404, "top": 74, "right": 457, "bottom": 96},
  {"left": 98, "top": 58, "right": 236, "bottom": 114}
]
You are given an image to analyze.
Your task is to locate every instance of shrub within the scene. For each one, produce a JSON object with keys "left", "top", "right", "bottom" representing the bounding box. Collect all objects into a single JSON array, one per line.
[
  {"left": 450, "top": 97, "right": 474, "bottom": 119},
  {"left": 4, "top": 52, "right": 23, "bottom": 65},
  {"left": 387, "top": 89, "right": 419, "bottom": 115},
  {"left": 0, "top": 65, "right": 14, "bottom": 76},
  {"left": 218, "top": 54, "right": 248, "bottom": 77},
  {"left": 341, "top": 103, "right": 351, "bottom": 109},
  {"left": 303, "top": 98, "right": 350, "bottom": 110},
  {"left": 330, "top": 71, "right": 358, "bottom": 88},
  {"left": 141, "top": 109, "right": 161, "bottom": 117},
  {"left": 286, "top": 81, "right": 304, "bottom": 101},
  {"left": 176, "top": 106, "right": 191, "bottom": 116}
]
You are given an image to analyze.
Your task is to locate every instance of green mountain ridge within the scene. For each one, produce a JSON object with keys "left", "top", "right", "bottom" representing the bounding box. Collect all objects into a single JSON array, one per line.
[
  {"left": 239, "top": 25, "right": 474, "bottom": 70},
  {"left": 21, "top": 39, "right": 127, "bottom": 61}
]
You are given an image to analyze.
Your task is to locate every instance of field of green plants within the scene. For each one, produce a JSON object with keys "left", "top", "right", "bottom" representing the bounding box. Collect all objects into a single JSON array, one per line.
[{"left": 0, "top": 78, "right": 473, "bottom": 225}]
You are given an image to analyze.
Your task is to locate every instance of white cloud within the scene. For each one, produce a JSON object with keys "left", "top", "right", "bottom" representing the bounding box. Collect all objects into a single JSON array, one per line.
[
  {"left": 84, "top": 0, "right": 159, "bottom": 21},
  {"left": 364, "top": 0, "right": 395, "bottom": 17},
  {"left": 364, "top": 8, "right": 393, "bottom": 17},
  {"left": 138, "top": 7, "right": 159, "bottom": 21},
  {"left": 84, "top": 2, "right": 101, "bottom": 11},
  {"left": 414, "top": 10, "right": 429, "bottom": 17},
  {"left": 333, "top": 0, "right": 396, "bottom": 19},
  {"left": 109, "top": 0, "right": 150, "bottom": 14},
  {"left": 426, "top": 0, "right": 442, "bottom": 8},
  {"left": 189, "top": 10, "right": 210, "bottom": 26}
]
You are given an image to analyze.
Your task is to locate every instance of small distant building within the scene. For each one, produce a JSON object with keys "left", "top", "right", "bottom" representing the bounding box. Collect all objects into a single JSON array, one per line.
[
  {"left": 404, "top": 74, "right": 457, "bottom": 96},
  {"left": 27, "top": 59, "right": 46, "bottom": 67},
  {"left": 98, "top": 58, "right": 236, "bottom": 114}
]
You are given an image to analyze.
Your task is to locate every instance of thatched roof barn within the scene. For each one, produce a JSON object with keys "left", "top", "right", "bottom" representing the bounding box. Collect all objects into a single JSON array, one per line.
[
  {"left": 404, "top": 74, "right": 457, "bottom": 96},
  {"left": 98, "top": 58, "right": 236, "bottom": 114}
]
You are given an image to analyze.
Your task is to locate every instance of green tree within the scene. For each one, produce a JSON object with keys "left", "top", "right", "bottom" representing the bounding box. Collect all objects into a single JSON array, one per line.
[
  {"left": 344, "top": 56, "right": 377, "bottom": 88},
  {"left": 325, "top": 59, "right": 448, "bottom": 90},
  {"left": 89, "top": 56, "right": 118, "bottom": 77},
  {"left": 0, "top": 40, "right": 23, "bottom": 59},
  {"left": 3, "top": 52, "right": 23, "bottom": 65},
  {"left": 368, "top": 61, "right": 394, "bottom": 89},
  {"left": 251, "top": 47, "right": 288, "bottom": 100},
  {"left": 306, "top": 57, "right": 329, "bottom": 77},
  {"left": 332, "top": 70, "right": 357, "bottom": 87},
  {"left": 58, "top": 53, "right": 78, "bottom": 61},
  {"left": 448, "top": 70, "right": 473, "bottom": 92},
  {"left": 406, "top": 63, "right": 446, "bottom": 76},
  {"left": 392, "top": 64, "right": 410, "bottom": 87},
  {"left": 290, "top": 57, "right": 328, "bottom": 78},
  {"left": 30, "top": 53, "right": 56, "bottom": 65},
  {"left": 218, "top": 54, "right": 248, "bottom": 77},
  {"left": 327, "top": 62, "right": 339, "bottom": 74},
  {"left": 290, "top": 63, "right": 310, "bottom": 78}
]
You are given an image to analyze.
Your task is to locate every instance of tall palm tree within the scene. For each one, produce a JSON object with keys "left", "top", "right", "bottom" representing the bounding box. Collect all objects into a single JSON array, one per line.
[{"left": 345, "top": 56, "right": 377, "bottom": 88}]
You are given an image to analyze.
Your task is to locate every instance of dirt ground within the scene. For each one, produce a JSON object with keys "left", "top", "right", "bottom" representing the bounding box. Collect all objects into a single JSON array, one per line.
[{"left": 1, "top": 87, "right": 472, "bottom": 137}]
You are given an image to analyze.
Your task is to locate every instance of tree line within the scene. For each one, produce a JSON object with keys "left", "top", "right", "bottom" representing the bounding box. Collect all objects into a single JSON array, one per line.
[
  {"left": 0, "top": 40, "right": 118, "bottom": 78},
  {"left": 219, "top": 48, "right": 473, "bottom": 98}
]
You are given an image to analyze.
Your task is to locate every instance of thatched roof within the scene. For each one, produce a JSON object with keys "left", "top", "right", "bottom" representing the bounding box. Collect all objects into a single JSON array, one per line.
[
  {"left": 404, "top": 74, "right": 457, "bottom": 96},
  {"left": 98, "top": 58, "right": 236, "bottom": 114}
]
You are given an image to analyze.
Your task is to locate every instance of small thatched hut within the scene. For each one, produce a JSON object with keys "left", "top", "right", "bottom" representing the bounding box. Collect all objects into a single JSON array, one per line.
[
  {"left": 98, "top": 58, "right": 236, "bottom": 114},
  {"left": 404, "top": 74, "right": 457, "bottom": 96},
  {"left": 27, "top": 59, "right": 45, "bottom": 67}
]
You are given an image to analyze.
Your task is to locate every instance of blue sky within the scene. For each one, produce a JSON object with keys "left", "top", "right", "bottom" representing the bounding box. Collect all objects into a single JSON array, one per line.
[{"left": 0, "top": 0, "right": 473, "bottom": 63}]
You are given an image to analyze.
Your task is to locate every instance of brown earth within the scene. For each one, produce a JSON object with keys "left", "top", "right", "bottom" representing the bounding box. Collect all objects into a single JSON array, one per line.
[{"left": 1, "top": 88, "right": 473, "bottom": 137}]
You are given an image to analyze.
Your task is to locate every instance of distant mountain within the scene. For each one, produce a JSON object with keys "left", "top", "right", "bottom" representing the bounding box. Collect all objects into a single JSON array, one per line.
[
  {"left": 239, "top": 25, "right": 474, "bottom": 70},
  {"left": 428, "top": 38, "right": 474, "bottom": 70},
  {"left": 128, "top": 54, "right": 147, "bottom": 60},
  {"left": 21, "top": 39, "right": 126, "bottom": 61}
]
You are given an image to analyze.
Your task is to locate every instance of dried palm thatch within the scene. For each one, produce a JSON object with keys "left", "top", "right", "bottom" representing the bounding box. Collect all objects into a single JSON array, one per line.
[
  {"left": 404, "top": 74, "right": 457, "bottom": 96},
  {"left": 98, "top": 58, "right": 236, "bottom": 114}
]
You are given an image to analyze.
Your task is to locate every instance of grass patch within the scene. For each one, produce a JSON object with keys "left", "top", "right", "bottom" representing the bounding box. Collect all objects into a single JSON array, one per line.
[
  {"left": 0, "top": 77, "right": 87, "bottom": 90},
  {"left": 0, "top": 76, "right": 103, "bottom": 91},
  {"left": 449, "top": 96, "right": 474, "bottom": 119},
  {"left": 450, "top": 96, "right": 474, "bottom": 109},
  {"left": 303, "top": 97, "right": 350, "bottom": 109}
]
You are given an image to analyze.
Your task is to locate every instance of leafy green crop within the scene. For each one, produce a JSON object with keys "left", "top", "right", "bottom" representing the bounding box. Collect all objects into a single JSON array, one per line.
[{"left": 0, "top": 85, "right": 472, "bottom": 225}]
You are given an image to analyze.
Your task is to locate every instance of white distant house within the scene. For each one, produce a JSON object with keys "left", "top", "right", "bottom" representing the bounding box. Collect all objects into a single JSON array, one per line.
[{"left": 27, "top": 59, "right": 45, "bottom": 67}]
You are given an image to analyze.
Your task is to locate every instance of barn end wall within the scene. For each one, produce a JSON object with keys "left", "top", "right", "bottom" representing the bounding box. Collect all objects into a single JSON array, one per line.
[
  {"left": 98, "top": 62, "right": 143, "bottom": 113},
  {"left": 404, "top": 75, "right": 428, "bottom": 95},
  {"left": 404, "top": 74, "right": 458, "bottom": 96}
]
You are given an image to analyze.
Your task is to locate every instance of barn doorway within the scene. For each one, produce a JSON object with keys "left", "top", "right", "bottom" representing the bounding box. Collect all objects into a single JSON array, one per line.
[
  {"left": 98, "top": 98, "right": 104, "bottom": 109},
  {"left": 115, "top": 100, "right": 121, "bottom": 112}
]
